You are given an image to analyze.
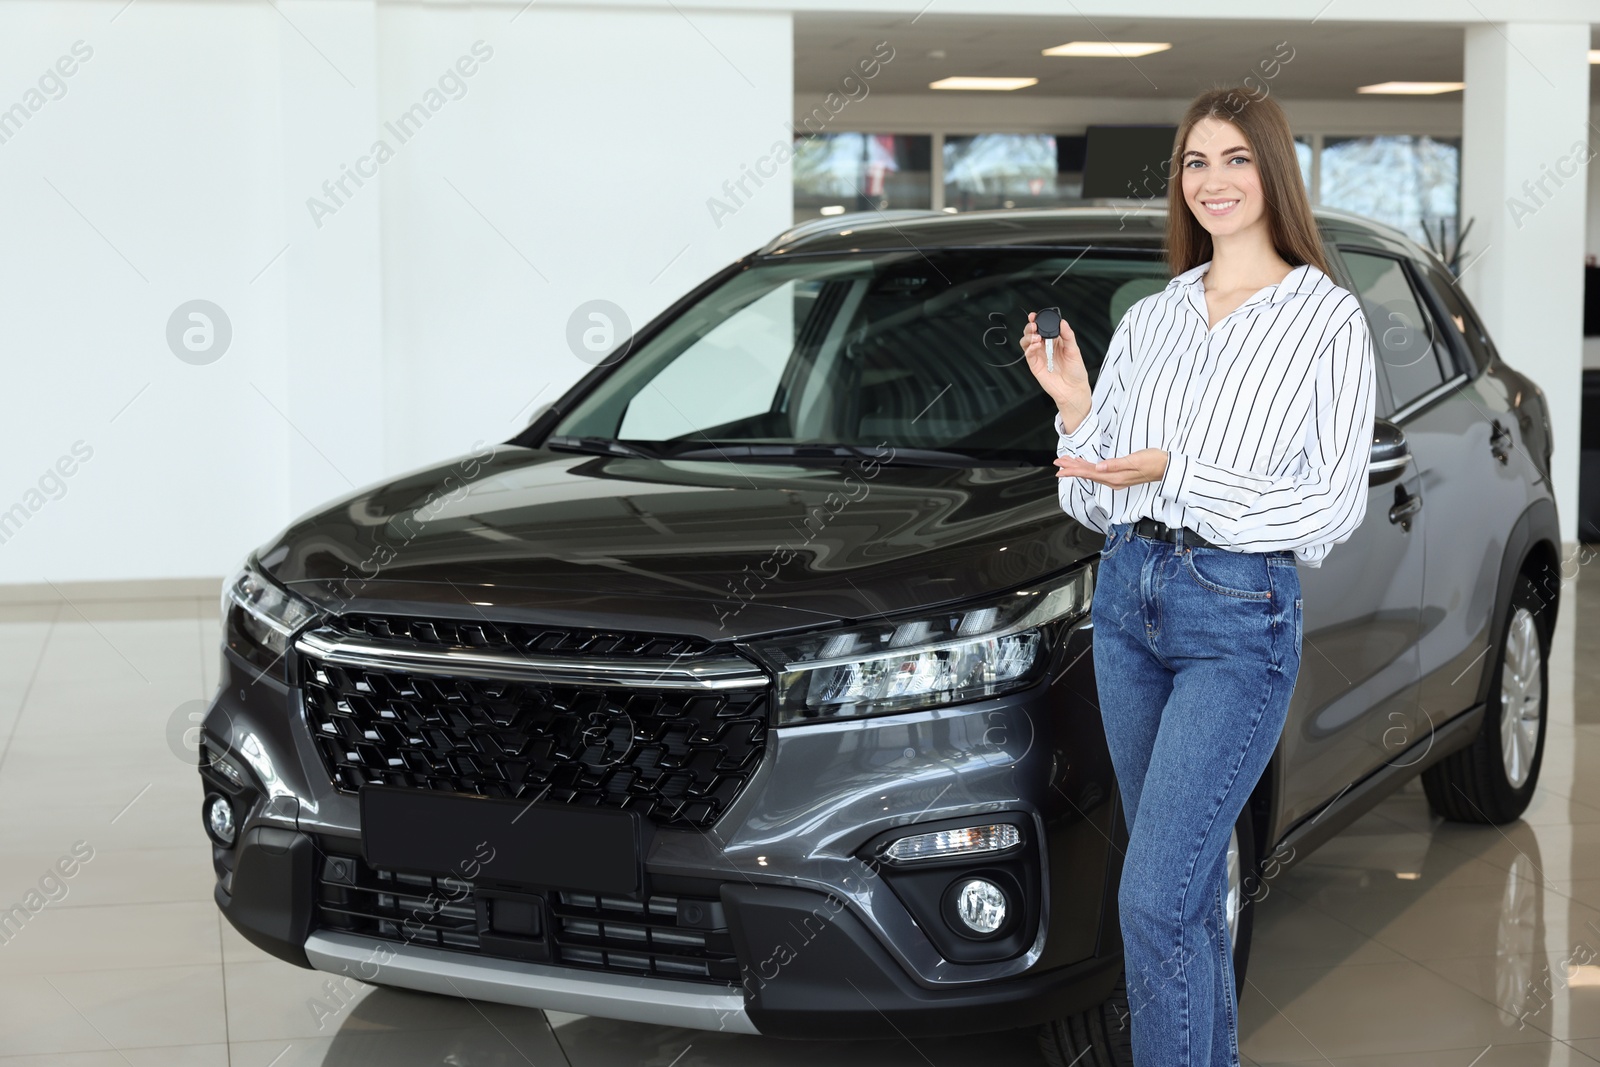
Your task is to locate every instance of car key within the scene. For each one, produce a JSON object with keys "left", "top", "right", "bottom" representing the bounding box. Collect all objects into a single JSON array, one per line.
[{"left": 1035, "top": 308, "right": 1062, "bottom": 372}]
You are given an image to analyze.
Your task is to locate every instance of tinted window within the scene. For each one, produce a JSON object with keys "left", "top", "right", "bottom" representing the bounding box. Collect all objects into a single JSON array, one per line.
[
  {"left": 1417, "top": 262, "right": 1496, "bottom": 373},
  {"left": 1340, "top": 249, "right": 1453, "bottom": 411},
  {"left": 555, "top": 250, "right": 1169, "bottom": 459}
]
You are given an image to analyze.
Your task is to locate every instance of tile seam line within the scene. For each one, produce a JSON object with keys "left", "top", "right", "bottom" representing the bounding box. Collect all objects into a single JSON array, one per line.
[{"left": 0, "top": 605, "right": 60, "bottom": 779}]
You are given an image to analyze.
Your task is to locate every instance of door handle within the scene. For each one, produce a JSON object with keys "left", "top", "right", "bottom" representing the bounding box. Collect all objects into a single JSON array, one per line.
[
  {"left": 1489, "top": 419, "right": 1512, "bottom": 464},
  {"left": 1389, "top": 485, "right": 1421, "bottom": 530}
]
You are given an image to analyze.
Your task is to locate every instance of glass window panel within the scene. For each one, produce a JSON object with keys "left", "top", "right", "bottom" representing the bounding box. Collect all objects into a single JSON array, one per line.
[
  {"left": 1294, "top": 135, "right": 1312, "bottom": 192},
  {"left": 1320, "top": 135, "right": 1459, "bottom": 247},
  {"left": 1341, "top": 249, "right": 1452, "bottom": 410},
  {"left": 944, "top": 133, "right": 1087, "bottom": 211},
  {"left": 792, "top": 133, "right": 931, "bottom": 224},
  {"left": 1417, "top": 261, "right": 1496, "bottom": 374}
]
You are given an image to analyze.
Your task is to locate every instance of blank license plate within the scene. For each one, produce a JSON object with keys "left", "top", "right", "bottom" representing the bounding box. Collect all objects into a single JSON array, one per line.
[{"left": 360, "top": 786, "right": 641, "bottom": 894}]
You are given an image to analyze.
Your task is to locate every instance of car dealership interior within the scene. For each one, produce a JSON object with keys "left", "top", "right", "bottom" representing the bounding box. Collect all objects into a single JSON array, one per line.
[{"left": 4, "top": 0, "right": 1600, "bottom": 1064}]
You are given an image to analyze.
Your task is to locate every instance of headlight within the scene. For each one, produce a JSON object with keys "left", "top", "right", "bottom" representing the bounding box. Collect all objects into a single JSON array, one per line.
[
  {"left": 743, "top": 567, "right": 1092, "bottom": 725},
  {"left": 222, "top": 558, "right": 317, "bottom": 680}
]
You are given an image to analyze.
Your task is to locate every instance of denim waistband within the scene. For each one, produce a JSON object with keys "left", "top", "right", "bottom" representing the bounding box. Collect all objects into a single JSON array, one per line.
[{"left": 1108, "top": 521, "right": 1295, "bottom": 560}]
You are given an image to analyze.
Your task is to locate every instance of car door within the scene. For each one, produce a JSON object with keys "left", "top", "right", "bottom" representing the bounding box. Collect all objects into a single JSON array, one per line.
[
  {"left": 1272, "top": 245, "right": 1428, "bottom": 828},
  {"left": 1403, "top": 259, "right": 1524, "bottom": 726}
]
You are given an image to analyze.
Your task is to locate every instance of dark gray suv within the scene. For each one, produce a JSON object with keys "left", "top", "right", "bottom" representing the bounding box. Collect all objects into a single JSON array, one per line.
[{"left": 197, "top": 207, "right": 1560, "bottom": 1065}]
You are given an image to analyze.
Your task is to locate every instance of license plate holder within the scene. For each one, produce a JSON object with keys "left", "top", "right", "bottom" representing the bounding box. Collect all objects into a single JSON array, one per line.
[{"left": 360, "top": 786, "right": 642, "bottom": 894}]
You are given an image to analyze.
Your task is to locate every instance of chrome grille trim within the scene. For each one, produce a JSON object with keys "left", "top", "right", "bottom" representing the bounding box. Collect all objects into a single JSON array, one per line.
[{"left": 295, "top": 628, "right": 768, "bottom": 690}]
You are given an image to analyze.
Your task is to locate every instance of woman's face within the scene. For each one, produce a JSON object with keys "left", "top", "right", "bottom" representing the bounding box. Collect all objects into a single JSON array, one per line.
[{"left": 1179, "top": 115, "right": 1270, "bottom": 241}]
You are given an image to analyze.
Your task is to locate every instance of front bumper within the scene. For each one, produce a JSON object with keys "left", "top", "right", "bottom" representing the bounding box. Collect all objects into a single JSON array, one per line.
[
  {"left": 200, "top": 618, "right": 1123, "bottom": 1038},
  {"left": 210, "top": 821, "right": 1122, "bottom": 1039}
]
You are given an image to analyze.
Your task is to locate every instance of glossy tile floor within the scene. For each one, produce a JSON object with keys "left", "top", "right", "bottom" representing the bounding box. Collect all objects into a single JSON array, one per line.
[{"left": 2, "top": 565, "right": 1599, "bottom": 1067}]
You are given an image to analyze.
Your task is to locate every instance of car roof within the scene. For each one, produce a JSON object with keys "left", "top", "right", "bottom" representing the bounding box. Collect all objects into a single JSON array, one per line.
[{"left": 757, "top": 203, "right": 1433, "bottom": 264}]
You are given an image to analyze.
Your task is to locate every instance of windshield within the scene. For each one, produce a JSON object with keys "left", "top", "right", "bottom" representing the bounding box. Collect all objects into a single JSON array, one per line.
[{"left": 549, "top": 248, "right": 1170, "bottom": 462}]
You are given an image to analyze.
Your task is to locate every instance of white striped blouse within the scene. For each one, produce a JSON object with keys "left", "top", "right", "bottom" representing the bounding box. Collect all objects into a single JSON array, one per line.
[{"left": 1053, "top": 259, "right": 1376, "bottom": 567}]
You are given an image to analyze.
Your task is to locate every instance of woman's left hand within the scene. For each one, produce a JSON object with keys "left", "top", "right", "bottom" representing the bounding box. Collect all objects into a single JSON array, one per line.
[{"left": 1054, "top": 448, "right": 1169, "bottom": 487}]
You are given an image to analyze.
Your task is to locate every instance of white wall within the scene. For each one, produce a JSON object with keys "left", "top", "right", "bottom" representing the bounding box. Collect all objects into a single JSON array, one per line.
[
  {"left": 0, "top": 0, "right": 794, "bottom": 583},
  {"left": 0, "top": 1, "right": 293, "bottom": 585}
]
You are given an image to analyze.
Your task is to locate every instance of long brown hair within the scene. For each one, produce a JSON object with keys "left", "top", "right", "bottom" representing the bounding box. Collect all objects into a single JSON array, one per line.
[{"left": 1164, "top": 87, "right": 1330, "bottom": 277}]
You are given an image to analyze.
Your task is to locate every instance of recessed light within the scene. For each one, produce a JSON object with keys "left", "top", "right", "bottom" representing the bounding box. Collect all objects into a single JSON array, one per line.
[
  {"left": 819, "top": 205, "right": 846, "bottom": 216},
  {"left": 930, "top": 76, "right": 1039, "bottom": 91},
  {"left": 1043, "top": 41, "right": 1171, "bottom": 58},
  {"left": 1590, "top": 49, "right": 1600, "bottom": 64},
  {"left": 1357, "top": 81, "right": 1464, "bottom": 95}
]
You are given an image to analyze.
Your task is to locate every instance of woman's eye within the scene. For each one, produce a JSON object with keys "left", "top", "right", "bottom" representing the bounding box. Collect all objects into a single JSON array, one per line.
[{"left": 1229, "top": 155, "right": 1250, "bottom": 165}]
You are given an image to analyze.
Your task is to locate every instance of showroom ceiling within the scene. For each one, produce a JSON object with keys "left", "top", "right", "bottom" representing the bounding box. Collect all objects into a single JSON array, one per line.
[{"left": 794, "top": 15, "right": 1598, "bottom": 100}]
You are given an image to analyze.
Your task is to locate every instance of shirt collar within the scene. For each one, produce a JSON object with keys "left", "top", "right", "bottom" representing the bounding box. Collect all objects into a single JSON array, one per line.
[{"left": 1168, "top": 260, "right": 1327, "bottom": 306}]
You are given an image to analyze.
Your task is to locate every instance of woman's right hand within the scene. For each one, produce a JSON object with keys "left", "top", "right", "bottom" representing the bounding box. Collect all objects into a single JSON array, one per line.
[{"left": 1020, "top": 311, "right": 1092, "bottom": 421}]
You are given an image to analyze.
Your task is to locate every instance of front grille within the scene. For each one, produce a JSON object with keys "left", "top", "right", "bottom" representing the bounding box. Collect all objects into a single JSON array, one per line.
[
  {"left": 300, "top": 646, "right": 769, "bottom": 829},
  {"left": 315, "top": 856, "right": 479, "bottom": 951},
  {"left": 549, "top": 889, "right": 737, "bottom": 981},
  {"left": 314, "top": 854, "right": 739, "bottom": 983},
  {"left": 330, "top": 612, "right": 714, "bottom": 659}
]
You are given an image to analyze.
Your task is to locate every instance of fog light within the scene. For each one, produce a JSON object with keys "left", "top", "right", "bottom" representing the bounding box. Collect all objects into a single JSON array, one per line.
[
  {"left": 953, "top": 878, "right": 1007, "bottom": 935},
  {"left": 204, "top": 794, "right": 236, "bottom": 848}
]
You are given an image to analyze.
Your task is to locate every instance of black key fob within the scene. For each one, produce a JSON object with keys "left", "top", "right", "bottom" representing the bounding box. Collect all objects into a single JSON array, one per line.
[{"left": 1035, "top": 308, "right": 1062, "bottom": 338}]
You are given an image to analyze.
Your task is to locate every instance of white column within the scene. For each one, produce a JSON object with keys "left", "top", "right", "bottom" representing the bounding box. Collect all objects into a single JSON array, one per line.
[{"left": 1460, "top": 22, "right": 1590, "bottom": 544}]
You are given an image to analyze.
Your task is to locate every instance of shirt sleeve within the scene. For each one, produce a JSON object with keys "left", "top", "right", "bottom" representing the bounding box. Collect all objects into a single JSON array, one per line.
[
  {"left": 1053, "top": 312, "right": 1134, "bottom": 534},
  {"left": 1152, "top": 309, "right": 1376, "bottom": 564}
]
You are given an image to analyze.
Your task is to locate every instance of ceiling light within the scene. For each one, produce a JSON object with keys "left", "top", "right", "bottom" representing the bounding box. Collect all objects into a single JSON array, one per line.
[
  {"left": 1590, "top": 49, "right": 1600, "bottom": 63},
  {"left": 1043, "top": 41, "right": 1171, "bottom": 58},
  {"left": 819, "top": 205, "right": 846, "bottom": 216},
  {"left": 930, "top": 76, "right": 1039, "bottom": 91},
  {"left": 1357, "top": 81, "right": 1464, "bottom": 95}
]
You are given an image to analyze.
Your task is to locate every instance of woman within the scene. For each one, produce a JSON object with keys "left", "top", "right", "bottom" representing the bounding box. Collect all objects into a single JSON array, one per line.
[{"left": 1021, "top": 88, "right": 1376, "bottom": 1065}]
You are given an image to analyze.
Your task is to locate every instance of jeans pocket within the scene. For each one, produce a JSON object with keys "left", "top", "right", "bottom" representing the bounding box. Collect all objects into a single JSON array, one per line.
[
  {"left": 1100, "top": 526, "right": 1127, "bottom": 562},
  {"left": 1181, "top": 547, "right": 1274, "bottom": 600}
]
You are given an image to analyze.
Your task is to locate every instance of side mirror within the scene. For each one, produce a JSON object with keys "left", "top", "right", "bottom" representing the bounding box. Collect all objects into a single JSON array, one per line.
[{"left": 1368, "top": 417, "right": 1410, "bottom": 486}]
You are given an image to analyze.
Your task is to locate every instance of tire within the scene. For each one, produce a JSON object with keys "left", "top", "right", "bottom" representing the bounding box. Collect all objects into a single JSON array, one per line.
[
  {"left": 1037, "top": 808, "right": 1257, "bottom": 1066},
  {"left": 1422, "top": 572, "right": 1549, "bottom": 824}
]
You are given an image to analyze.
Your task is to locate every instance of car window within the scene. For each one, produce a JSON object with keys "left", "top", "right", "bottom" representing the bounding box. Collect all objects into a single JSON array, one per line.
[
  {"left": 557, "top": 249, "right": 1170, "bottom": 459},
  {"left": 1339, "top": 248, "right": 1454, "bottom": 412},
  {"left": 619, "top": 281, "right": 799, "bottom": 440},
  {"left": 1416, "top": 261, "right": 1496, "bottom": 374}
]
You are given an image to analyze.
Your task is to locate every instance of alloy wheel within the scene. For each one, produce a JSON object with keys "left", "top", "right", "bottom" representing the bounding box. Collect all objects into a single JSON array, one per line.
[{"left": 1499, "top": 606, "right": 1543, "bottom": 788}]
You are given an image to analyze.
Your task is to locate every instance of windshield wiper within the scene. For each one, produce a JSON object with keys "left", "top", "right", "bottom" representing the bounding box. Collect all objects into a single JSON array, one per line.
[
  {"left": 667, "top": 443, "right": 1036, "bottom": 468},
  {"left": 543, "top": 435, "right": 661, "bottom": 460}
]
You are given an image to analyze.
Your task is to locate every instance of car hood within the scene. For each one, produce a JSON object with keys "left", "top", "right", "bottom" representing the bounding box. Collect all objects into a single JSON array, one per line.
[{"left": 258, "top": 445, "right": 1100, "bottom": 642}]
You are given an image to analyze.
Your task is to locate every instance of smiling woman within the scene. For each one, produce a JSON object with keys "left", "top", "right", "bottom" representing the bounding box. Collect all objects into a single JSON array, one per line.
[{"left": 1022, "top": 86, "right": 1376, "bottom": 1067}]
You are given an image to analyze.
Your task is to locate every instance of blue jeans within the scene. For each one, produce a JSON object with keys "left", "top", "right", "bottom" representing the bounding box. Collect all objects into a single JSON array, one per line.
[{"left": 1090, "top": 521, "right": 1303, "bottom": 1066}]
